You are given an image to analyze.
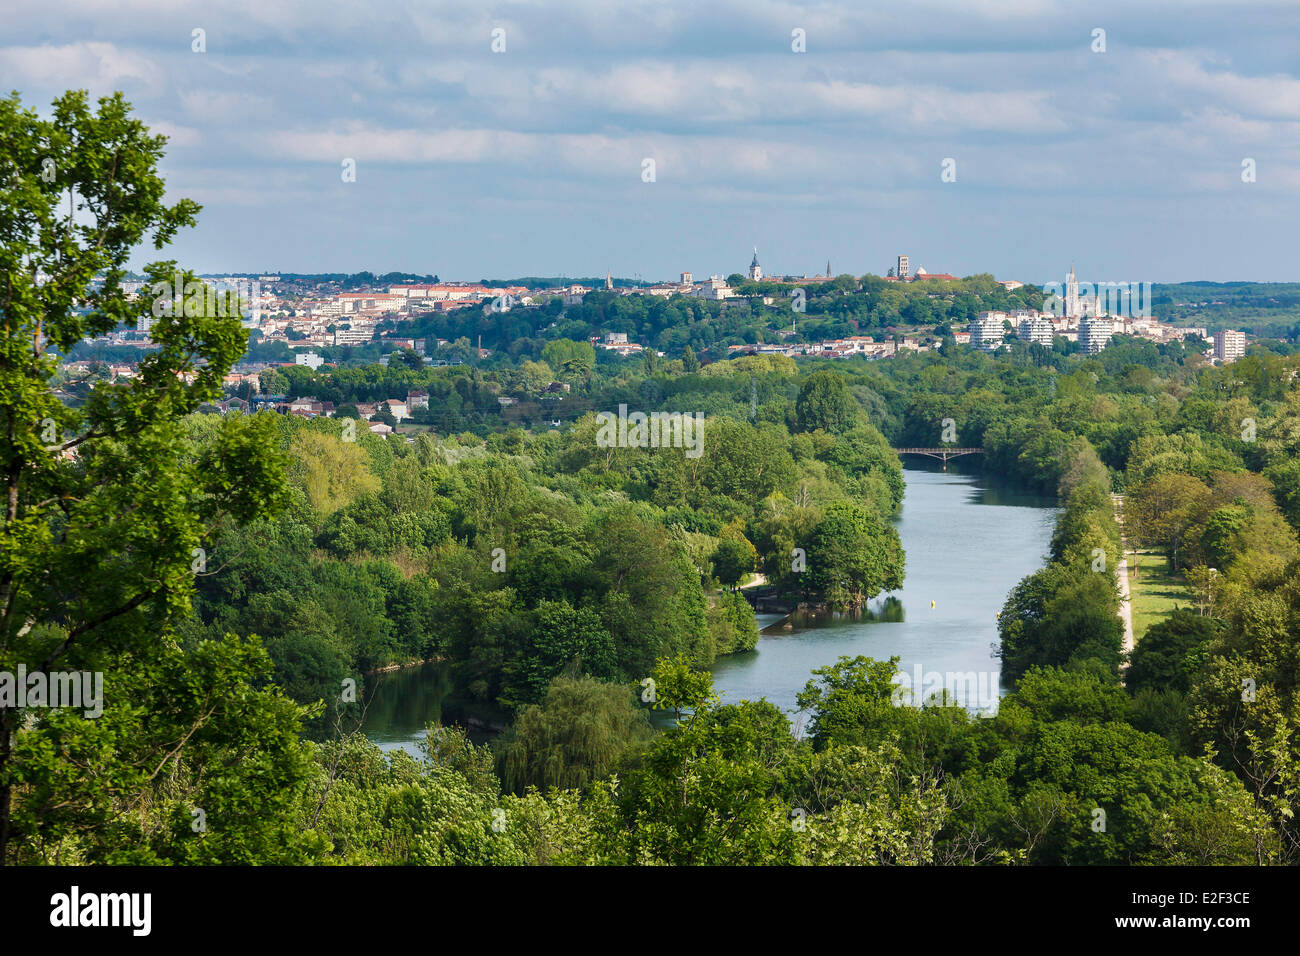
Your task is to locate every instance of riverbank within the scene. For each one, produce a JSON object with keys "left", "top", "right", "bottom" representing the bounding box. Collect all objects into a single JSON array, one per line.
[
  {"left": 710, "top": 464, "right": 1058, "bottom": 720},
  {"left": 358, "top": 463, "right": 1059, "bottom": 752},
  {"left": 367, "top": 656, "right": 443, "bottom": 676}
]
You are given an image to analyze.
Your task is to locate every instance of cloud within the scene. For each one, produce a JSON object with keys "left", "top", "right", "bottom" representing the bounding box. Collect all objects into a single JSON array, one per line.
[
  {"left": 6, "top": 0, "right": 1299, "bottom": 278},
  {"left": 1147, "top": 49, "right": 1300, "bottom": 120},
  {"left": 178, "top": 88, "right": 273, "bottom": 121},
  {"left": 0, "top": 42, "right": 164, "bottom": 98}
]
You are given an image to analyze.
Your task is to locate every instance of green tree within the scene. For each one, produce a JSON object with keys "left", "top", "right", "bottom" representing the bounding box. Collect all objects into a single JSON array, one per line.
[
  {"left": 0, "top": 91, "right": 306, "bottom": 863},
  {"left": 710, "top": 537, "right": 755, "bottom": 587},
  {"left": 541, "top": 339, "right": 596, "bottom": 383},
  {"left": 805, "top": 501, "right": 905, "bottom": 607},
  {"left": 494, "top": 676, "right": 653, "bottom": 794},
  {"left": 796, "top": 370, "right": 860, "bottom": 434},
  {"left": 291, "top": 430, "right": 381, "bottom": 515},
  {"left": 1126, "top": 609, "right": 1215, "bottom": 695},
  {"left": 648, "top": 654, "right": 719, "bottom": 721},
  {"left": 682, "top": 345, "right": 700, "bottom": 373}
]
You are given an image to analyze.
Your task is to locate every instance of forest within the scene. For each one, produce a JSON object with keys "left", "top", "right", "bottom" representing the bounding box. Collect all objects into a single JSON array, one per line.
[
  {"left": 21, "top": 314, "right": 1300, "bottom": 864},
  {"left": 6, "top": 90, "right": 1300, "bottom": 866}
]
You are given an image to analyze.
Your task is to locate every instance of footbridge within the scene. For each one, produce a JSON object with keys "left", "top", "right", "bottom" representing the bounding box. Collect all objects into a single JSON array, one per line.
[{"left": 892, "top": 447, "right": 984, "bottom": 469}]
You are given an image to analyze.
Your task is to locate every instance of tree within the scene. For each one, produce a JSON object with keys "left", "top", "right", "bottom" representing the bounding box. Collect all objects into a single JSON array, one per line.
[
  {"left": 1126, "top": 610, "right": 1215, "bottom": 694},
  {"left": 1126, "top": 472, "right": 1211, "bottom": 569},
  {"left": 796, "top": 655, "right": 901, "bottom": 750},
  {"left": 805, "top": 501, "right": 905, "bottom": 607},
  {"left": 682, "top": 345, "right": 700, "bottom": 373},
  {"left": 647, "top": 654, "right": 718, "bottom": 721},
  {"left": 518, "top": 359, "right": 554, "bottom": 393},
  {"left": 290, "top": 430, "right": 381, "bottom": 515},
  {"left": 1184, "top": 565, "right": 1222, "bottom": 617},
  {"left": 0, "top": 91, "right": 308, "bottom": 863},
  {"left": 494, "top": 676, "right": 652, "bottom": 794},
  {"left": 998, "top": 563, "right": 1123, "bottom": 682},
  {"left": 503, "top": 599, "right": 617, "bottom": 707},
  {"left": 710, "top": 537, "right": 755, "bottom": 587},
  {"left": 541, "top": 338, "right": 595, "bottom": 383},
  {"left": 796, "top": 370, "right": 859, "bottom": 433}
]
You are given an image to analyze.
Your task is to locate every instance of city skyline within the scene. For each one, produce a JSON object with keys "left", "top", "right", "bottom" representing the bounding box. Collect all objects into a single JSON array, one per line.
[{"left": 6, "top": 1, "right": 1300, "bottom": 280}]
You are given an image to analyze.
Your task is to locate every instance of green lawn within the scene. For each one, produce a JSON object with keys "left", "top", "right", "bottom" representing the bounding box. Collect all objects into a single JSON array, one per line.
[{"left": 1128, "top": 549, "right": 1191, "bottom": 642}]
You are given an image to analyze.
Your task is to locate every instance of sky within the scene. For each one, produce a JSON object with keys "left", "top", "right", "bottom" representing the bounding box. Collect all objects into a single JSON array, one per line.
[{"left": 5, "top": 0, "right": 1300, "bottom": 284}]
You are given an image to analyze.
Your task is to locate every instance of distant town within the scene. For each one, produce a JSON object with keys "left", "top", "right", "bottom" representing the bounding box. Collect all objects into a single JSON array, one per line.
[{"left": 61, "top": 252, "right": 1251, "bottom": 428}]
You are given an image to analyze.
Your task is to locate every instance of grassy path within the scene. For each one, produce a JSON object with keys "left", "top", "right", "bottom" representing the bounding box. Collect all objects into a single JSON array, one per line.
[
  {"left": 1128, "top": 549, "right": 1190, "bottom": 640},
  {"left": 1111, "top": 494, "right": 1135, "bottom": 661},
  {"left": 1112, "top": 493, "right": 1192, "bottom": 647}
]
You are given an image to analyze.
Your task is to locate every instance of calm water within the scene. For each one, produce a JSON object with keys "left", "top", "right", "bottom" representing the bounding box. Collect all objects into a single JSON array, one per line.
[
  {"left": 711, "top": 463, "right": 1057, "bottom": 723},
  {"left": 360, "top": 659, "right": 459, "bottom": 755},
  {"left": 362, "top": 462, "right": 1057, "bottom": 754}
]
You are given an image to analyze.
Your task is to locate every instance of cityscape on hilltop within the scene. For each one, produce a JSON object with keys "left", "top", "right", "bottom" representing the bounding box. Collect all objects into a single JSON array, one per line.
[{"left": 65, "top": 250, "right": 1250, "bottom": 425}]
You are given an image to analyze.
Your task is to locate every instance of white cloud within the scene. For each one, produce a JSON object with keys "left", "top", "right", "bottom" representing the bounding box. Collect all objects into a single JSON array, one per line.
[
  {"left": 178, "top": 89, "right": 272, "bottom": 121},
  {"left": 0, "top": 42, "right": 164, "bottom": 98}
]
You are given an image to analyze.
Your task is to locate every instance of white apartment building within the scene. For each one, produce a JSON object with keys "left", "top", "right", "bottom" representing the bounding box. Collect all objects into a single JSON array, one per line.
[
  {"left": 333, "top": 327, "right": 374, "bottom": 346},
  {"left": 1078, "top": 315, "right": 1112, "bottom": 355},
  {"left": 294, "top": 351, "right": 325, "bottom": 370},
  {"left": 1214, "top": 329, "right": 1246, "bottom": 363},
  {"left": 1017, "top": 316, "right": 1054, "bottom": 347},
  {"left": 969, "top": 312, "right": 1006, "bottom": 352}
]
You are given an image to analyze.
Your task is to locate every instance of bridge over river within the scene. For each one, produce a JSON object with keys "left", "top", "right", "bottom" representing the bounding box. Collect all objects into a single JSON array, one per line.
[{"left": 893, "top": 447, "right": 984, "bottom": 469}]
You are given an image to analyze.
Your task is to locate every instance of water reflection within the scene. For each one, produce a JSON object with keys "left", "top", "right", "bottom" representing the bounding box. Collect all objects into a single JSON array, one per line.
[
  {"left": 709, "top": 465, "right": 1058, "bottom": 722},
  {"left": 763, "top": 597, "right": 907, "bottom": 634},
  {"left": 361, "top": 463, "right": 1058, "bottom": 755}
]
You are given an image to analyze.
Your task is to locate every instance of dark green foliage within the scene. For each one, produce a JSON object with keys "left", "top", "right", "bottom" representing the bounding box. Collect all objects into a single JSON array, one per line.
[
  {"left": 796, "top": 369, "right": 860, "bottom": 433},
  {"left": 494, "top": 676, "right": 652, "bottom": 794},
  {"left": 805, "top": 501, "right": 905, "bottom": 607},
  {"left": 1126, "top": 609, "right": 1216, "bottom": 695},
  {"left": 710, "top": 538, "right": 754, "bottom": 586}
]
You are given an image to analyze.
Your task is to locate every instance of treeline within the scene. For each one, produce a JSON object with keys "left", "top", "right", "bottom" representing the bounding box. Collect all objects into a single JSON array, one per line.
[
  {"left": 988, "top": 344, "right": 1300, "bottom": 861},
  {"left": 1154, "top": 280, "right": 1300, "bottom": 338},
  {"left": 998, "top": 462, "right": 1123, "bottom": 682},
  {"left": 284, "top": 648, "right": 1272, "bottom": 865},
  {"left": 185, "top": 375, "right": 906, "bottom": 733}
]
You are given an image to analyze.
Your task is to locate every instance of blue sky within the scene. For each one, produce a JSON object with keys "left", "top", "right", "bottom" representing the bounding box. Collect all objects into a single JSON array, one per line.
[{"left": 6, "top": 0, "right": 1300, "bottom": 283}]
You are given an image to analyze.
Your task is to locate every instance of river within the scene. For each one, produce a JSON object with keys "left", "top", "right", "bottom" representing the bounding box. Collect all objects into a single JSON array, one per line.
[
  {"left": 711, "top": 463, "right": 1057, "bottom": 723},
  {"left": 361, "top": 461, "right": 1057, "bottom": 754}
]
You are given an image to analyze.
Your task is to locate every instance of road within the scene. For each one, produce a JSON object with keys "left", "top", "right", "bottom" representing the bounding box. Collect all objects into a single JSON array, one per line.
[{"left": 1112, "top": 493, "right": 1135, "bottom": 668}]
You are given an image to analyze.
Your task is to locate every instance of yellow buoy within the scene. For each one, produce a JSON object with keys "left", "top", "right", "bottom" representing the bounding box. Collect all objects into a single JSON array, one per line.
[{"left": 930, "top": 600, "right": 935, "bottom": 609}]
